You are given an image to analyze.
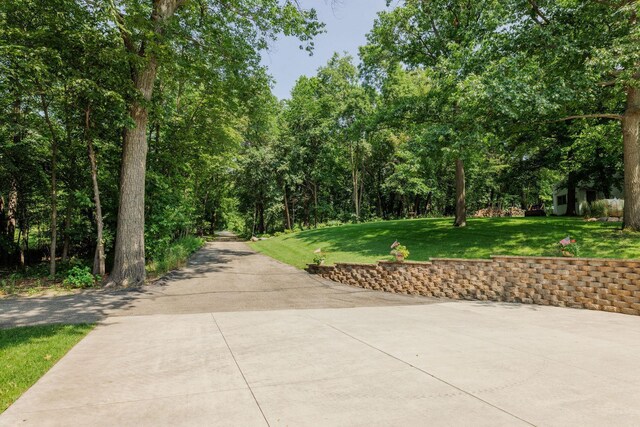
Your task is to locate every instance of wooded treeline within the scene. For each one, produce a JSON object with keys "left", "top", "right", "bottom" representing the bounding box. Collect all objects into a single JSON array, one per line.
[
  {"left": 1, "top": 0, "right": 638, "bottom": 285},
  {"left": 0, "top": 0, "right": 320, "bottom": 283},
  {"left": 238, "top": 0, "right": 638, "bottom": 234}
]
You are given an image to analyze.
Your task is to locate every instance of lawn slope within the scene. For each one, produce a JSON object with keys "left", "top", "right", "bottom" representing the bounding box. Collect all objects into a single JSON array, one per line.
[{"left": 250, "top": 217, "right": 639, "bottom": 269}]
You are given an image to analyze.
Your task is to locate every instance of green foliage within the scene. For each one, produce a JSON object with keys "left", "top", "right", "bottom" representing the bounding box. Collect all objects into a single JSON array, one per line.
[
  {"left": 146, "top": 236, "right": 205, "bottom": 278},
  {"left": 390, "top": 242, "right": 410, "bottom": 260},
  {"left": 62, "top": 266, "right": 96, "bottom": 289},
  {"left": 0, "top": 324, "right": 94, "bottom": 412}
]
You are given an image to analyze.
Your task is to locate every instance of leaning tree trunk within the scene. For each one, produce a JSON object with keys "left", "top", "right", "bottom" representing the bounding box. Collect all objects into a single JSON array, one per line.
[
  {"left": 454, "top": 158, "right": 466, "bottom": 227},
  {"left": 623, "top": 86, "right": 640, "bottom": 231},
  {"left": 283, "top": 186, "right": 292, "bottom": 230},
  {"left": 86, "top": 106, "right": 105, "bottom": 276}
]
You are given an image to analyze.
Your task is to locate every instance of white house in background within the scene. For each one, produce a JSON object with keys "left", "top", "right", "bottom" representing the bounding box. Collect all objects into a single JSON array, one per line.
[{"left": 552, "top": 184, "right": 623, "bottom": 215}]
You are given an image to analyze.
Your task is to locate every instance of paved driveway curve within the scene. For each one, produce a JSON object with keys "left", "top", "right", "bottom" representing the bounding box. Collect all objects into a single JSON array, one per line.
[
  {"left": 2, "top": 240, "right": 640, "bottom": 426},
  {"left": 0, "top": 241, "right": 429, "bottom": 329}
]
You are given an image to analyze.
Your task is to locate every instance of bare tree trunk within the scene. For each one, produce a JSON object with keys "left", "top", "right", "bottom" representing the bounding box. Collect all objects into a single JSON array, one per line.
[
  {"left": 350, "top": 146, "right": 360, "bottom": 220},
  {"left": 1, "top": 182, "right": 18, "bottom": 264},
  {"left": 61, "top": 202, "right": 71, "bottom": 262},
  {"left": 623, "top": 86, "right": 640, "bottom": 231},
  {"left": 425, "top": 191, "right": 433, "bottom": 214},
  {"left": 41, "top": 95, "right": 58, "bottom": 277},
  {"left": 454, "top": 158, "right": 466, "bottom": 227},
  {"left": 283, "top": 186, "right": 292, "bottom": 230},
  {"left": 85, "top": 106, "right": 105, "bottom": 276},
  {"left": 312, "top": 182, "right": 318, "bottom": 228},
  {"left": 109, "top": 97, "right": 152, "bottom": 286},
  {"left": 108, "top": 0, "right": 181, "bottom": 287},
  {"left": 352, "top": 168, "right": 359, "bottom": 220},
  {"left": 17, "top": 228, "right": 24, "bottom": 268},
  {"left": 258, "top": 201, "right": 265, "bottom": 234},
  {"left": 566, "top": 171, "right": 577, "bottom": 216}
]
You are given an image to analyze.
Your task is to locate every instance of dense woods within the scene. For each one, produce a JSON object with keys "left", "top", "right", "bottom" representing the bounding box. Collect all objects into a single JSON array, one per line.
[{"left": 1, "top": 0, "right": 638, "bottom": 286}]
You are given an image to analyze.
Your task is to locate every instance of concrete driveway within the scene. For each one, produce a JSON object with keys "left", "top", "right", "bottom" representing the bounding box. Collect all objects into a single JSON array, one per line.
[{"left": 2, "top": 240, "right": 640, "bottom": 426}]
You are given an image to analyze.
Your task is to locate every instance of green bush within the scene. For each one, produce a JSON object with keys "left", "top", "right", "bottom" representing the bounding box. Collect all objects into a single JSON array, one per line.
[
  {"left": 590, "top": 200, "right": 609, "bottom": 218},
  {"left": 63, "top": 266, "right": 96, "bottom": 288}
]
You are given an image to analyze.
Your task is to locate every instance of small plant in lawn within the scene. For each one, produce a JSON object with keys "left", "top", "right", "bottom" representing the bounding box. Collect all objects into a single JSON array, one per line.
[
  {"left": 63, "top": 266, "right": 97, "bottom": 288},
  {"left": 390, "top": 240, "right": 410, "bottom": 262},
  {"left": 556, "top": 236, "right": 580, "bottom": 257},
  {"left": 312, "top": 248, "right": 326, "bottom": 265}
]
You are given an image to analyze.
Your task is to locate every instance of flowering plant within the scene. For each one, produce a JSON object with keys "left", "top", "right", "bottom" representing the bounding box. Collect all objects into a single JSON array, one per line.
[
  {"left": 390, "top": 240, "right": 410, "bottom": 261},
  {"left": 557, "top": 236, "right": 579, "bottom": 257},
  {"left": 312, "top": 248, "right": 326, "bottom": 265}
]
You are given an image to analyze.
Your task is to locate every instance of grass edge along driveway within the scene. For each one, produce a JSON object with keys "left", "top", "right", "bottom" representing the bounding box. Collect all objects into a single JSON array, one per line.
[
  {"left": 1, "top": 323, "right": 94, "bottom": 413},
  {"left": 250, "top": 217, "right": 640, "bottom": 269}
]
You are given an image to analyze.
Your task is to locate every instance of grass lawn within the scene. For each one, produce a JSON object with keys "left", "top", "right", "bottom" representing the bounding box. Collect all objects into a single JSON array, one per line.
[
  {"left": 250, "top": 217, "right": 640, "bottom": 269},
  {"left": 0, "top": 324, "right": 94, "bottom": 413}
]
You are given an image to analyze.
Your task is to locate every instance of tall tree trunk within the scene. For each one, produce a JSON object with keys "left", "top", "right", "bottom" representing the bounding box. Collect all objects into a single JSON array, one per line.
[
  {"left": 454, "top": 158, "right": 466, "bottom": 227},
  {"left": 258, "top": 201, "right": 265, "bottom": 234},
  {"left": 7, "top": 184, "right": 16, "bottom": 243},
  {"left": 17, "top": 228, "right": 24, "bottom": 268},
  {"left": 86, "top": 106, "right": 105, "bottom": 276},
  {"left": 312, "top": 182, "right": 318, "bottom": 228},
  {"left": 283, "top": 186, "right": 292, "bottom": 230},
  {"left": 41, "top": 95, "right": 57, "bottom": 277},
  {"left": 623, "top": 86, "right": 640, "bottom": 231},
  {"left": 61, "top": 202, "right": 71, "bottom": 262},
  {"left": 109, "top": 97, "right": 152, "bottom": 286},
  {"left": 350, "top": 147, "right": 360, "bottom": 221},
  {"left": 352, "top": 169, "right": 360, "bottom": 220},
  {"left": 566, "top": 171, "right": 577, "bottom": 216},
  {"left": 108, "top": 0, "right": 180, "bottom": 287}
]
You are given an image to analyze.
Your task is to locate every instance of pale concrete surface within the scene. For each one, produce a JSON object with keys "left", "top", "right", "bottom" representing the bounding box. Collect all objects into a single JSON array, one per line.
[{"left": 2, "top": 241, "right": 640, "bottom": 425}]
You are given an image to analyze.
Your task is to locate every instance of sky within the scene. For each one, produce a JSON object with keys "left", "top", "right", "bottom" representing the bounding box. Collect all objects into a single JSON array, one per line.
[{"left": 260, "top": 0, "right": 390, "bottom": 100}]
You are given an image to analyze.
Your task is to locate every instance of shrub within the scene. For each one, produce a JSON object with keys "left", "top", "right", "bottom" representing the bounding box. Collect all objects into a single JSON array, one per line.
[
  {"left": 325, "top": 220, "right": 343, "bottom": 227},
  {"left": 390, "top": 240, "right": 410, "bottom": 261},
  {"left": 590, "top": 200, "right": 609, "bottom": 218},
  {"left": 312, "top": 248, "right": 326, "bottom": 265},
  {"left": 146, "top": 236, "right": 205, "bottom": 278},
  {"left": 579, "top": 202, "right": 591, "bottom": 217},
  {"left": 63, "top": 266, "right": 96, "bottom": 288}
]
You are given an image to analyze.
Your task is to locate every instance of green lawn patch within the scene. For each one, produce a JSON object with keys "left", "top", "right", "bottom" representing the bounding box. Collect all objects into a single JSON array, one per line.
[
  {"left": 250, "top": 217, "right": 640, "bottom": 269},
  {"left": 0, "top": 324, "right": 94, "bottom": 413}
]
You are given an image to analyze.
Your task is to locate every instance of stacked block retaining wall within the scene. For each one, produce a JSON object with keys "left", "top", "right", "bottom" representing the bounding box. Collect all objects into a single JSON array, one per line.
[{"left": 307, "top": 256, "right": 640, "bottom": 316}]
